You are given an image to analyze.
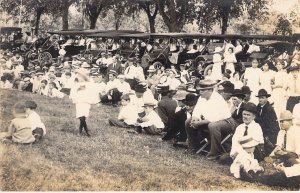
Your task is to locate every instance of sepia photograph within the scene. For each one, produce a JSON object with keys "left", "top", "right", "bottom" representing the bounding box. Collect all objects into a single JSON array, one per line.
[{"left": 0, "top": 0, "right": 299, "bottom": 191}]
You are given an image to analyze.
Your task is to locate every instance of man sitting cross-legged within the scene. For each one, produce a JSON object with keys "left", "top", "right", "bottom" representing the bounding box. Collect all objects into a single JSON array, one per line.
[
  {"left": 185, "top": 80, "right": 231, "bottom": 153},
  {"left": 207, "top": 89, "right": 246, "bottom": 160}
]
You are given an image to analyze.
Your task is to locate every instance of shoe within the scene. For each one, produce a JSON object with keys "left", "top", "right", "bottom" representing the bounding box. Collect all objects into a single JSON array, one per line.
[
  {"left": 173, "top": 141, "right": 188, "bottom": 149},
  {"left": 207, "top": 154, "right": 220, "bottom": 160},
  {"left": 162, "top": 132, "right": 174, "bottom": 141}
]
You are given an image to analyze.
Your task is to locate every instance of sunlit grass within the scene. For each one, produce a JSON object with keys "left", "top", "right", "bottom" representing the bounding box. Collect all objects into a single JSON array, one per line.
[{"left": 0, "top": 89, "right": 296, "bottom": 191}]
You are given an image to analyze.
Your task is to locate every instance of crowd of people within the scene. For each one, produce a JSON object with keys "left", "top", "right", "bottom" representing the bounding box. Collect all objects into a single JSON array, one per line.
[{"left": 0, "top": 35, "right": 300, "bottom": 187}]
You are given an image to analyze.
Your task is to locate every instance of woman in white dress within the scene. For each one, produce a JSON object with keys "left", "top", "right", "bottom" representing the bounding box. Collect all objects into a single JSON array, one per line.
[
  {"left": 210, "top": 47, "right": 223, "bottom": 81},
  {"left": 259, "top": 62, "right": 275, "bottom": 94},
  {"left": 271, "top": 60, "right": 288, "bottom": 117},
  {"left": 224, "top": 47, "right": 237, "bottom": 73},
  {"left": 230, "top": 72, "right": 243, "bottom": 89}
]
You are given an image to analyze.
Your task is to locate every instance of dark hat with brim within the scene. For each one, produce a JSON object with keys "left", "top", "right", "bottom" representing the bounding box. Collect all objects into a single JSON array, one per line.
[
  {"left": 289, "top": 65, "right": 299, "bottom": 72},
  {"left": 181, "top": 93, "right": 198, "bottom": 106},
  {"left": 135, "top": 83, "right": 147, "bottom": 93},
  {"left": 243, "top": 102, "right": 257, "bottom": 115},
  {"left": 255, "top": 89, "right": 271, "bottom": 98},
  {"left": 156, "top": 84, "right": 170, "bottom": 93},
  {"left": 241, "top": 86, "right": 252, "bottom": 94},
  {"left": 231, "top": 89, "right": 246, "bottom": 99},
  {"left": 108, "top": 70, "right": 118, "bottom": 76}
]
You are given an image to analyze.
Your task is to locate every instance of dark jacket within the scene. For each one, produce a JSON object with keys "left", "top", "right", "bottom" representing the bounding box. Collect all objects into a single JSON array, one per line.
[
  {"left": 157, "top": 96, "right": 178, "bottom": 130},
  {"left": 255, "top": 101, "right": 280, "bottom": 144},
  {"left": 232, "top": 102, "right": 245, "bottom": 125}
]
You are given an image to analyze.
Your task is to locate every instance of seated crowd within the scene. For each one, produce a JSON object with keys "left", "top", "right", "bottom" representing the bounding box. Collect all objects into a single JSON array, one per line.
[{"left": 0, "top": 41, "right": 300, "bottom": 186}]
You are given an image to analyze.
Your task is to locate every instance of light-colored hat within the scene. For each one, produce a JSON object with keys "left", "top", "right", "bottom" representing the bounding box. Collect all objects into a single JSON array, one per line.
[
  {"left": 108, "top": 70, "right": 118, "bottom": 76},
  {"left": 75, "top": 68, "right": 89, "bottom": 81},
  {"left": 147, "top": 65, "right": 156, "bottom": 72},
  {"left": 117, "top": 74, "right": 125, "bottom": 79},
  {"left": 13, "top": 102, "right": 27, "bottom": 116},
  {"left": 214, "top": 47, "right": 223, "bottom": 53},
  {"left": 197, "top": 79, "right": 220, "bottom": 90},
  {"left": 142, "top": 100, "right": 158, "bottom": 107},
  {"left": 239, "top": 136, "right": 259, "bottom": 149},
  {"left": 279, "top": 110, "right": 293, "bottom": 121},
  {"left": 23, "top": 77, "right": 30, "bottom": 82},
  {"left": 81, "top": 62, "right": 91, "bottom": 68}
]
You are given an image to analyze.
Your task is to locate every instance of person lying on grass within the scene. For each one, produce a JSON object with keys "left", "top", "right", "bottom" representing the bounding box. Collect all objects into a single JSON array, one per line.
[
  {"left": 25, "top": 100, "right": 46, "bottom": 142},
  {"left": 108, "top": 94, "right": 139, "bottom": 128},
  {"left": 0, "top": 102, "right": 35, "bottom": 144},
  {"left": 135, "top": 100, "right": 164, "bottom": 135}
]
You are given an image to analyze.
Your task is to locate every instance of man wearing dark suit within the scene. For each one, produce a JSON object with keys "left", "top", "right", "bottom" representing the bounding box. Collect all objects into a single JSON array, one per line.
[
  {"left": 107, "top": 55, "right": 122, "bottom": 75},
  {"left": 255, "top": 89, "right": 280, "bottom": 154},
  {"left": 207, "top": 89, "right": 246, "bottom": 160},
  {"left": 156, "top": 85, "right": 178, "bottom": 140}
]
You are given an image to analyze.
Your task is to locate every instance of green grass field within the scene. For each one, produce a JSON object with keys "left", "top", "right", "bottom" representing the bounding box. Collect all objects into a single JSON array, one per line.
[{"left": 0, "top": 89, "right": 297, "bottom": 191}]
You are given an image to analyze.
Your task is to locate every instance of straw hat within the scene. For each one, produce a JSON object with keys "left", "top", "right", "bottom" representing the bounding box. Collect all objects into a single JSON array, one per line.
[
  {"left": 279, "top": 110, "right": 293, "bottom": 121},
  {"left": 239, "top": 136, "right": 259, "bottom": 149}
]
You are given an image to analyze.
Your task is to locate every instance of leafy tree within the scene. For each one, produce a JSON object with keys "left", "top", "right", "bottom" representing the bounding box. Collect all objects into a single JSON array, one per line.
[
  {"left": 57, "top": 0, "right": 78, "bottom": 30},
  {"left": 195, "top": 0, "right": 269, "bottom": 34},
  {"left": 155, "top": 0, "right": 194, "bottom": 32},
  {"left": 274, "top": 16, "right": 293, "bottom": 36},
  {"left": 80, "top": 0, "right": 112, "bottom": 29},
  {"left": 129, "top": 0, "right": 158, "bottom": 32},
  {"left": 0, "top": 0, "right": 57, "bottom": 34}
]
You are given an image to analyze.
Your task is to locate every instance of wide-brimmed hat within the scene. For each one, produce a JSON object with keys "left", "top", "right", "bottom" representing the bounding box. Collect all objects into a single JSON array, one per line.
[
  {"left": 23, "top": 77, "right": 30, "bottom": 82},
  {"left": 231, "top": 89, "right": 245, "bottom": 99},
  {"left": 218, "top": 81, "right": 234, "bottom": 94},
  {"left": 239, "top": 136, "right": 259, "bottom": 149},
  {"left": 197, "top": 79, "right": 220, "bottom": 90},
  {"left": 173, "top": 90, "right": 188, "bottom": 101},
  {"left": 142, "top": 100, "right": 157, "bottom": 107},
  {"left": 255, "top": 89, "right": 271, "bottom": 98},
  {"left": 156, "top": 84, "right": 170, "bottom": 93},
  {"left": 147, "top": 65, "right": 156, "bottom": 72},
  {"left": 135, "top": 83, "right": 147, "bottom": 93},
  {"left": 213, "top": 47, "right": 223, "bottom": 53},
  {"left": 181, "top": 93, "right": 198, "bottom": 106},
  {"left": 108, "top": 70, "right": 118, "bottom": 76},
  {"left": 279, "top": 110, "right": 293, "bottom": 121},
  {"left": 289, "top": 65, "right": 299, "bottom": 72},
  {"left": 243, "top": 102, "right": 257, "bottom": 115},
  {"left": 241, "top": 86, "right": 252, "bottom": 95}
]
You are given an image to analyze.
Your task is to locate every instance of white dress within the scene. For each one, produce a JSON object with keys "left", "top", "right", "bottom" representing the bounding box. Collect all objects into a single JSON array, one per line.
[
  {"left": 210, "top": 53, "right": 223, "bottom": 81},
  {"left": 271, "top": 70, "right": 288, "bottom": 117},
  {"left": 224, "top": 52, "right": 237, "bottom": 73}
]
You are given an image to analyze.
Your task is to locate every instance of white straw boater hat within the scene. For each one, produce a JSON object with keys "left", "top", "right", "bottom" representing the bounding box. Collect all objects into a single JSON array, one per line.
[{"left": 239, "top": 136, "right": 258, "bottom": 149}]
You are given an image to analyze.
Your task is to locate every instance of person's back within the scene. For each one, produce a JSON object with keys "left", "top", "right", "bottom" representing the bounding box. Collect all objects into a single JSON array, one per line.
[{"left": 9, "top": 116, "right": 34, "bottom": 144}]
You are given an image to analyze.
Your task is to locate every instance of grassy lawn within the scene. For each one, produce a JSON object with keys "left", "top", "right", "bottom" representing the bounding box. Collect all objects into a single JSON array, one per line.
[{"left": 0, "top": 88, "right": 297, "bottom": 191}]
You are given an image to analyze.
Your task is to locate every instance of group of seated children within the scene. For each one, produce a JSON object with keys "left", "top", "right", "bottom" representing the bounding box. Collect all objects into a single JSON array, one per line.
[{"left": 0, "top": 100, "right": 46, "bottom": 144}]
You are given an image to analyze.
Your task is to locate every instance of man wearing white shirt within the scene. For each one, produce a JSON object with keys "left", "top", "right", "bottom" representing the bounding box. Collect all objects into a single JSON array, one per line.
[
  {"left": 185, "top": 80, "right": 231, "bottom": 152},
  {"left": 100, "top": 70, "right": 122, "bottom": 106},
  {"left": 230, "top": 102, "right": 264, "bottom": 161},
  {"left": 124, "top": 58, "right": 138, "bottom": 89},
  {"left": 117, "top": 74, "right": 132, "bottom": 95}
]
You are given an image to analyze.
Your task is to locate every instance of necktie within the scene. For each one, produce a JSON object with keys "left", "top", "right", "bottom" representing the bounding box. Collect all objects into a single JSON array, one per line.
[
  {"left": 243, "top": 126, "right": 248, "bottom": 136},
  {"left": 260, "top": 106, "right": 263, "bottom": 116},
  {"left": 283, "top": 131, "right": 287, "bottom": 150},
  {"left": 126, "top": 67, "right": 130, "bottom": 74}
]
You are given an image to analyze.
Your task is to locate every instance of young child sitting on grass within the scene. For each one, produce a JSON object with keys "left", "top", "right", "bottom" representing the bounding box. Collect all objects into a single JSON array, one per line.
[
  {"left": 108, "top": 94, "right": 139, "bottom": 128},
  {"left": 0, "top": 102, "right": 35, "bottom": 144},
  {"left": 25, "top": 100, "right": 46, "bottom": 141},
  {"left": 135, "top": 100, "right": 164, "bottom": 135}
]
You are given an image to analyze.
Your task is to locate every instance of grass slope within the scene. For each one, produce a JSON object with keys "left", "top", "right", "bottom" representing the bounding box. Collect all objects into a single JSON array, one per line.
[{"left": 0, "top": 89, "right": 296, "bottom": 191}]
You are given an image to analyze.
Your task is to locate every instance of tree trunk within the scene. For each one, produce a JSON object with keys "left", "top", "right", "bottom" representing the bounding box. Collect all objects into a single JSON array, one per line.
[
  {"left": 35, "top": 9, "right": 43, "bottom": 35},
  {"left": 168, "top": 22, "right": 181, "bottom": 32},
  {"left": 149, "top": 17, "right": 155, "bottom": 33},
  {"left": 89, "top": 15, "right": 98, "bottom": 29},
  {"left": 62, "top": 3, "right": 69, "bottom": 30},
  {"left": 221, "top": 11, "right": 229, "bottom": 34}
]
